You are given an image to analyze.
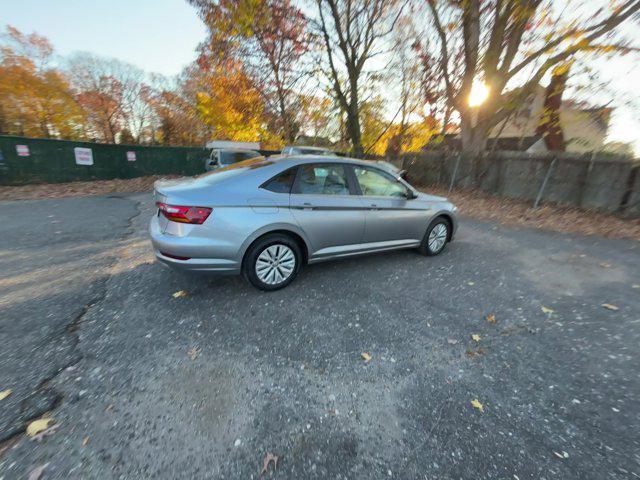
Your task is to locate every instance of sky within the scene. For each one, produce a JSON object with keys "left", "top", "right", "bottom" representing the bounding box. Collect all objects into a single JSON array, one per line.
[
  {"left": 2, "top": 0, "right": 638, "bottom": 154},
  {"left": 1, "top": 0, "right": 206, "bottom": 77}
]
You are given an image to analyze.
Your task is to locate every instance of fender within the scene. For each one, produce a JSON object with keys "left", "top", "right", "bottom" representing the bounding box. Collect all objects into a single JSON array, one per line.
[{"left": 237, "top": 221, "right": 313, "bottom": 263}]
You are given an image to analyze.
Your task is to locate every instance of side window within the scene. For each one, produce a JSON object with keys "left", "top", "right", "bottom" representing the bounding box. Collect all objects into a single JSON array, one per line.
[
  {"left": 294, "top": 164, "right": 350, "bottom": 195},
  {"left": 262, "top": 167, "right": 296, "bottom": 193},
  {"left": 354, "top": 167, "right": 407, "bottom": 197},
  {"left": 218, "top": 151, "right": 231, "bottom": 165}
]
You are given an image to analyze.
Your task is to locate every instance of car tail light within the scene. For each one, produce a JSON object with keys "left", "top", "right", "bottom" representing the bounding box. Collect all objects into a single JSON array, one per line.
[{"left": 156, "top": 202, "right": 212, "bottom": 224}]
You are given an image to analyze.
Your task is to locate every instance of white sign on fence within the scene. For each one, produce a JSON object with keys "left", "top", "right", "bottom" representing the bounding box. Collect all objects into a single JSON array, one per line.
[
  {"left": 74, "top": 147, "right": 93, "bottom": 166},
  {"left": 16, "top": 145, "right": 30, "bottom": 157},
  {"left": 126, "top": 151, "right": 136, "bottom": 162}
]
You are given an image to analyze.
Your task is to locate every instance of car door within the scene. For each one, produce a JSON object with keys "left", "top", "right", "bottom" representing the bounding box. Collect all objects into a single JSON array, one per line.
[
  {"left": 289, "top": 163, "right": 366, "bottom": 256},
  {"left": 353, "top": 165, "right": 430, "bottom": 244}
]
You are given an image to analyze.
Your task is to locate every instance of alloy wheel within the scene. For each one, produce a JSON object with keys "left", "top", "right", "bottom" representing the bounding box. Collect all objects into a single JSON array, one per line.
[
  {"left": 255, "top": 244, "right": 296, "bottom": 285},
  {"left": 428, "top": 223, "right": 448, "bottom": 253}
]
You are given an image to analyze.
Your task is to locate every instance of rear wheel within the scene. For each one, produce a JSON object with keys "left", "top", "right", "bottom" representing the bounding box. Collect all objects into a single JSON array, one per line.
[
  {"left": 418, "top": 217, "right": 450, "bottom": 256},
  {"left": 242, "top": 234, "right": 302, "bottom": 290}
]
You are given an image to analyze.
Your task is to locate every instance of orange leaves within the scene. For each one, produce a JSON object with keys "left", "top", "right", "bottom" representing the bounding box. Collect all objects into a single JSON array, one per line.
[
  {"left": 195, "top": 64, "right": 267, "bottom": 143},
  {"left": 0, "top": 26, "right": 86, "bottom": 140}
]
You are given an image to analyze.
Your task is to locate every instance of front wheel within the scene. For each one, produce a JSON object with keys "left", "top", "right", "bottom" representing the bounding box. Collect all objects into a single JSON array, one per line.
[
  {"left": 418, "top": 218, "right": 450, "bottom": 256},
  {"left": 242, "top": 234, "right": 302, "bottom": 290}
]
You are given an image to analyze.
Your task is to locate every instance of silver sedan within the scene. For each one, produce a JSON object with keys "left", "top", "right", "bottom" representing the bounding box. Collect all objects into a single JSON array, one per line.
[{"left": 150, "top": 156, "right": 458, "bottom": 290}]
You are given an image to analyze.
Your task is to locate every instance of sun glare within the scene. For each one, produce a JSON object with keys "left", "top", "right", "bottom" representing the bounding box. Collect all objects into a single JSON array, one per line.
[{"left": 468, "top": 80, "right": 490, "bottom": 107}]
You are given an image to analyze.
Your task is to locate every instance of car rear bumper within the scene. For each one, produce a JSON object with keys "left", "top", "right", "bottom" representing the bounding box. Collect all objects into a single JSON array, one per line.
[{"left": 149, "top": 216, "right": 241, "bottom": 274}]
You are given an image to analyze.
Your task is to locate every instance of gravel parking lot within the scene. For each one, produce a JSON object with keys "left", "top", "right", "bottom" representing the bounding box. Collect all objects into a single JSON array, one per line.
[{"left": 1, "top": 193, "right": 639, "bottom": 479}]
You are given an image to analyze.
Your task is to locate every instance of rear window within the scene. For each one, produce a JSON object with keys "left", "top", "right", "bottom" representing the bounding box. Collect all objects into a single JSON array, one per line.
[
  {"left": 219, "top": 150, "right": 260, "bottom": 165},
  {"left": 262, "top": 167, "right": 297, "bottom": 193},
  {"left": 297, "top": 148, "right": 331, "bottom": 155},
  {"left": 196, "top": 157, "right": 273, "bottom": 181}
]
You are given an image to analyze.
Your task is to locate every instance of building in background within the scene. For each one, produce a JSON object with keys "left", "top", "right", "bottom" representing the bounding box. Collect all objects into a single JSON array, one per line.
[
  {"left": 490, "top": 84, "right": 612, "bottom": 153},
  {"left": 424, "top": 82, "right": 614, "bottom": 154}
]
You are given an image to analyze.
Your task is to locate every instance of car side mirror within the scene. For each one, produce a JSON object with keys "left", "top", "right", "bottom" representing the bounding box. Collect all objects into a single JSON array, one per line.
[{"left": 405, "top": 189, "right": 417, "bottom": 200}]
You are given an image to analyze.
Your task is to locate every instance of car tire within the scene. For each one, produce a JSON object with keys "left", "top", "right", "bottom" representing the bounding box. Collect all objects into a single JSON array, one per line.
[
  {"left": 418, "top": 217, "right": 450, "bottom": 256},
  {"left": 242, "top": 234, "right": 302, "bottom": 291}
]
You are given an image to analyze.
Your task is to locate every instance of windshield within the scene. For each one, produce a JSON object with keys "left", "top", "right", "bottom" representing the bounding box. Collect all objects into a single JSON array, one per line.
[{"left": 219, "top": 150, "right": 260, "bottom": 165}]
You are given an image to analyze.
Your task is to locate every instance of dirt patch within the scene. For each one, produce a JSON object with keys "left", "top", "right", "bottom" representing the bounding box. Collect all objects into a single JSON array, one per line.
[
  {"left": 0, "top": 176, "right": 177, "bottom": 201},
  {"left": 425, "top": 185, "right": 640, "bottom": 241}
]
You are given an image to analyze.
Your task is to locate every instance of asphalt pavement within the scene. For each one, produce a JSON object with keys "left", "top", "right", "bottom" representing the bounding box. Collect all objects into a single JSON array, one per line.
[{"left": 0, "top": 193, "right": 639, "bottom": 479}]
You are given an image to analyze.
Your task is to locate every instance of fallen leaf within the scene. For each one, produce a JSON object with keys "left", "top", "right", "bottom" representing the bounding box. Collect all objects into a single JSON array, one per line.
[
  {"left": 632, "top": 284, "right": 640, "bottom": 289},
  {"left": 261, "top": 452, "right": 279, "bottom": 475},
  {"left": 187, "top": 346, "right": 201, "bottom": 360},
  {"left": 0, "top": 389, "right": 12, "bottom": 401},
  {"left": 172, "top": 290, "right": 187, "bottom": 298},
  {"left": 485, "top": 313, "right": 496, "bottom": 324},
  {"left": 553, "top": 451, "right": 569, "bottom": 459},
  {"left": 105, "top": 404, "right": 114, "bottom": 412},
  {"left": 28, "top": 463, "right": 50, "bottom": 480},
  {"left": 599, "top": 263, "right": 611, "bottom": 268},
  {"left": 541, "top": 306, "right": 554, "bottom": 314},
  {"left": 361, "top": 352, "right": 372, "bottom": 362},
  {"left": 467, "top": 281, "right": 475, "bottom": 286},
  {"left": 471, "top": 399, "right": 484, "bottom": 412},
  {"left": 30, "top": 423, "right": 59, "bottom": 442},
  {"left": 26, "top": 418, "right": 53, "bottom": 438},
  {"left": 447, "top": 338, "right": 458, "bottom": 345},
  {"left": 466, "top": 347, "right": 486, "bottom": 358},
  {"left": 471, "top": 334, "right": 481, "bottom": 342},
  {"left": 601, "top": 303, "right": 619, "bottom": 311},
  {"left": 82, "top": 436, "right": 89, "bottom": 447}
]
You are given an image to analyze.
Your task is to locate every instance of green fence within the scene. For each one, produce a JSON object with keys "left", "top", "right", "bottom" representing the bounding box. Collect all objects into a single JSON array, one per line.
[{"left": 0, "top": 135, "right": 208, "bottom": 186}]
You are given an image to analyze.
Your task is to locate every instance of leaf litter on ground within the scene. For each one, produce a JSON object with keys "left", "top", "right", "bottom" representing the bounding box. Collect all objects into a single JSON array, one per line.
[
  {"left": 261, "top": 452, "right": 279, "bottom": 475},
  {"left": 601, "top": 303, "right": 619, "bottom": 311},
  {"left": 471, "top": 399, "right": 484, "bottom": 412}
]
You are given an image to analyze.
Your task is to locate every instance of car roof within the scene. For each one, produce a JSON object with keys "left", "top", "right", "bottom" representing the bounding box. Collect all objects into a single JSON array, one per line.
[
  {"left": 285, "top": 145, "right": 331, "bottom": 151},
  {"left": 213, "top": 148, "right": 260, "bottom": 153},
  {"left": 268, "top": 154, "right": 381, "bottom": 168}
]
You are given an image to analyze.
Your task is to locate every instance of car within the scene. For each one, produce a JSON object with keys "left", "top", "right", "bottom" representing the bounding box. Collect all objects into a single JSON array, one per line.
[
  {"left": 150, "top": 155, "right": 458, "bottom": 290},
  {"left": 282, "top": 145, "right": 334, "bottom": 156},
  {"left": 371, "top": 160, "right": 407, "bottom": 179},
  {"left": 205, "top": 148, "right": 261, "bottom": 171}
]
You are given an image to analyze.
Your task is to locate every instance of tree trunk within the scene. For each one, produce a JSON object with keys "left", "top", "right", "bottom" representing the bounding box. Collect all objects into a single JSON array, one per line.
[
  {"left": 346, "top": 77, "right": 363, "bottom": 157},
  {"left": 460, "top": 112, "right": 487, "bottom": 155},
  {"left": 346, "top": 105, "right": 363, "bottom": 157}
]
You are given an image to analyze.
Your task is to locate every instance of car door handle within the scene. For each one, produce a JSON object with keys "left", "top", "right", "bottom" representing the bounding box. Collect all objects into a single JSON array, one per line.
[{"left": 293, "top": 202, "right": 316, "bottom": 210}]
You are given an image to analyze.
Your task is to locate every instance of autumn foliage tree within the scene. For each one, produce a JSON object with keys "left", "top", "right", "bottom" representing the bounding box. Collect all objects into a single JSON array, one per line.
[
  {"left": 190, "top": 0, "right": 312, "bottom": 144},
  {"left": 425, "top": 0, "right": 640, "bottom": 153},
  {"left": 193, "top": 60, "right": 274, "bottom": 144},
  {"left": 0, "top": 26, "right": 85, "bottom": 139},
  {"left": 313, "top": 0, "right": 405, "bottom": 155},
  {"left": 67, "top": 53, "right": 150, "bottom": 143}
]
